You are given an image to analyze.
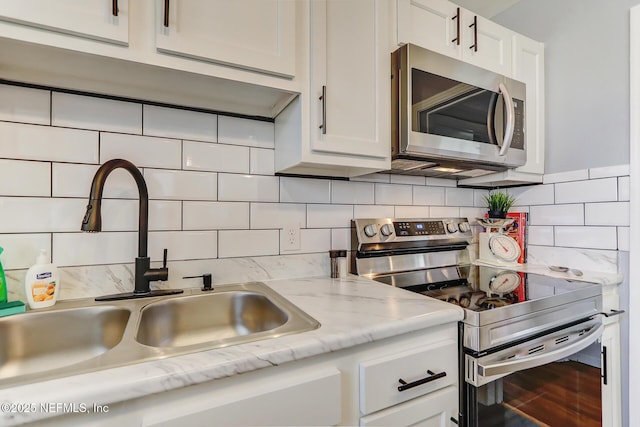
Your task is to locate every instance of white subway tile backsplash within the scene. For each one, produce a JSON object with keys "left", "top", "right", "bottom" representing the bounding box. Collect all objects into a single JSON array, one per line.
[
  {"left": 0, "top": 233, "right": 51, "bottom": 270},
  {"left": 143, "top": 105, "right": 217, "bottom": 142},
  {"left": 183, "top": 202, "right": 249, "bottom": 230},
  {"left": 100, "top": 133, "right": 181, "bottom": 169},
  {"left": 445, "top": 188, "right": 474, "bottom": 207},
  {"left": 307, "top": 204, "right": 353, "bottom": 228},
  {"left": 354, "top": 205, "right": 394, "bottom": 218},
  {"left": 218, "top": 230, "right": 279, "bottom": 258},
  {"left": 430, "top": 206, "right": 460, "bottom": 217},
  {"left": 53, "top": 232, "right": 137, "bottom": 266},
  {"left": 390, "top": 175, "right": 425, "bottom": 185},
  {"left": 395, "top": 206, "right": 429, "bottom": 218},
  {"left": 250, "top": 203, "right": 306, "bottom": 229},
  {"left": 530, "top": 204, "right": 583, "bottom": 226},
  {"left": 52, "top": 93, "right": 141, "bottom": 134},
  {"left": 281, "top": 228, "right": 330, "bottom": 254},
  {"left": 250, "top": 148, "right": 275, "bottom": 175},
  {"left": 331, "top": 181, "right": 374, "bottom": 205},
  {"left": 543, "top": 169, "right": 589, "bottom": 184},
  {"left": 149, "top": 201, "right": 182, "bottom": 231},
  {"left": 52, "top": 163, "right": 139, "bottom": 198},
  {"left": 510, "top": 184, "right": 554, "bottom": 206},
  {"left": 149, "top": 231, "right": 217, "bottom": 261},
  {"left": 219, "top": 174, "right": 279, "bottom": 202},
  {"left": 413, "top": 186, "right": 445, "bottom": 206},
  {"left": 619, "top": 176, "right": 630, "bottom": 201},
  {"left": 331, "top": 228, "right": 350, "bottom": 250},
  {"left": 585, "top": 202, "right": 630, "bottom": 226},
  {"left": 426, "top": 177, "right": 457, "bottom": 187},
  {"left": 375, "top": 183, "right": 412, "bottom": 205},
  {"left": 0, "top": 84, "right": 50, "bottom": 125},
  {"left": 528, "top": 226, "right": 554, "bottom": 246},
  {"left": 473, "top": 189, "right": 490, "bottom": 207},
  {"left": 589, "top": 164, "right": 629, "bottom": 179},
  {"left": 218, "top": 116, "right": 274, "bottom": 148},
  {"left": 351, "top": 173, "right": 390, "bottom": 183},
  {"left": 280, "top": 177, "right": 330, "bottom": 203},
  {"left": 0, "top": 122, "right": 98, "bottom": 164},
  {"left": 99, "top": 199, "right": 138, "bottom": 231},
  {"left": 183, "top": 141, "right": 249, "bottom": 173},
  {"left": 554, "top": 226, "right": 617, "bottom": 250},
  {"left": 0, "top": 160, "right": 50, "bottom": 197},
  {"left": 555, "top": 178, "right": 618, "bottom": 204},
  {"left": 0, "top": 198, "right": 85, "bottom": 233},
  {"left": 300, "top": 229, "right": 331, "bottom": 254},
  {"left": 145, "top": 169, "right": 217, "bottom": 200},
  {"left": 459, "top": 207, "right": 486, "bottom": 220},
  {"left": 618, "top": 227, "right": 630, "bottom": 251}
]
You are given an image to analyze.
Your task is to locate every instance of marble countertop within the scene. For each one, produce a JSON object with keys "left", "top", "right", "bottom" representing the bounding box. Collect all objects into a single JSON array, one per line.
[{"left": 0, "top": 274, "right": 464, "bottom": 425}]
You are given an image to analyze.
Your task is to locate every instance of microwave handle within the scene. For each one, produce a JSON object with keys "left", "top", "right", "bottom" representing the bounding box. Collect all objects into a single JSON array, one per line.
[
  {"left": 476, "top": 322, "right": 603, "bottom": 378},
  {"left": 497, "top": 82, "right": 515, "bottom": 156}
]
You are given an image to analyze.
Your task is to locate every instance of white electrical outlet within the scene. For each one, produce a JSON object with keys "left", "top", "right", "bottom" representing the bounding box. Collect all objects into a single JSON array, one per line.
[{"left": 283, "top": 223, "right": 300, "bottom": 251}]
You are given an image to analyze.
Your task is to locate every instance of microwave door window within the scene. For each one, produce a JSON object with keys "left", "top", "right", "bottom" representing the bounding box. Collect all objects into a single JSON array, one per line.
[{"left": 411, "top": 68, "right": 500, "bottom": 146}]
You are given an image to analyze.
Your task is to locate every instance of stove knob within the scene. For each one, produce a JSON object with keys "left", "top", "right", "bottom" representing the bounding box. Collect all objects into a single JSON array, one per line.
[
  {"left": 458, "top": 222, "right": 471, "bottom": 232},
  {"left": 380, "top": 224, "right": 394, "bottom": 237},
  {"left": 363, "top": 224, "right": 377, "bottom": 237},
  {"left": 446, "top": 222, "right": 458, "bottom": 233}
]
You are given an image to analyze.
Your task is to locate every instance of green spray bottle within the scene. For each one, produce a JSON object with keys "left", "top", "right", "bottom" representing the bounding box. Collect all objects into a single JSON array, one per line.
[{"left": 0, "top": 247, "right": 7, "bottom": 303}]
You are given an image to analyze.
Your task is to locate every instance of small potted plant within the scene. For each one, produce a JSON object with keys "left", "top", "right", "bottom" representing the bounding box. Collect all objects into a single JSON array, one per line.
[{"left": 483, "top": 190, "right": 516, "bottom": 219}]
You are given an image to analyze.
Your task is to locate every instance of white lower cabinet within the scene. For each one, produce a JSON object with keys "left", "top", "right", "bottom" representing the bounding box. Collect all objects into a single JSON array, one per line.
[
  {"left": 39, "top": 324, "right": 459, "bottom": 426},
  {"left": 360, "top": 386, "right": 458, "bottom": 427},
  {"left": 143, "top": 368, "right": 342, "bottom": 427}
]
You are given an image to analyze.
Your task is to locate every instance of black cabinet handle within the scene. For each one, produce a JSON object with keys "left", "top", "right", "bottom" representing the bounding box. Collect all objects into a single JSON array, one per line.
[
  {"left": 451, "top": 7, "right": 460, "bottom": 45},
  {"left": 319, "top": 85, "right": 327, "bottom": 135},
  {"left": 164, "top": 0, "right": 170, "bottom": 28},
  {"left": 397, "top": 370, "right": 446, "bottom": 392},
  {"left": 469, "top": 15, "right": 478, "bottom": 51},
  {"left": 112, "top": 0, "right": 118, "bottom": 16},
  {"left": 602, "top": 345, "right": 608, "bottom": 385}
]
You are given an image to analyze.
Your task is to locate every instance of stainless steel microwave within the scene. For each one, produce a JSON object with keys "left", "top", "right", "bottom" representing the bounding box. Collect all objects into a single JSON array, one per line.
[{"left": 391, "top": 44, "right": 527, "bottom": 179}]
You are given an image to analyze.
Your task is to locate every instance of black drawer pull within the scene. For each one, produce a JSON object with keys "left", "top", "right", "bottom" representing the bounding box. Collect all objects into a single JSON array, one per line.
[{"left": 397, "top": 370, "right": 446, "bottom": 392}]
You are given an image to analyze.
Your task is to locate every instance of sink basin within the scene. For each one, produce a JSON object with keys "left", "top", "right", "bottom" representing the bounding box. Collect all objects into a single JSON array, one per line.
[
  {"left": 0, "top": 306, "right": 130, "bottom": 378},
  {"left": 0, "top": 282, "right": 319, "bottom": 388},
  {"left": 136, "top": 291, "right": 290, "bottom": 348}
]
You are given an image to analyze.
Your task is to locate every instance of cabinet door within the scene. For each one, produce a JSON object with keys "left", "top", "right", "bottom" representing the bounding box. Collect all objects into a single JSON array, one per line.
[
  {"left": 601, "top": 322, "right": 622, "bottom": 427},
  {"left": 309, "top": 0, "right": 390, "bottom": 160},
  {"left": 143, "top": 368, "right": 342, "bottom": 426},
  {"left": 461, "top": 13, "right": 512, "bottom": 76},
  {"left": 360, "top": 386, "right": 458, "bottom": 427},
  {"left": 512, "top": 34, "right": 545, "bottom": 175},
  {"left": 0, "top": 0, "right": 128, "bottom": 45},
  {"left": 156, "top": 0, "right": 295, "bottom": 78},
  {"left": 397, "top": 0, "right": 461, "bottom": 58}
]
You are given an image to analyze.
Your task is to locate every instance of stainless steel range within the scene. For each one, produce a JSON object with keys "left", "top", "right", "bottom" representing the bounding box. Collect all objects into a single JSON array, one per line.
[{"left": 351, "top": 218, "right": 605, "bottom": 427}]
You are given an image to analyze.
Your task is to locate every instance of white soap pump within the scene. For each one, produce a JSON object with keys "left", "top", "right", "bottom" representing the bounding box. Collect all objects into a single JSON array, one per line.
[{"left": 24, "top": 249, "right": 60, "bottom": 309}]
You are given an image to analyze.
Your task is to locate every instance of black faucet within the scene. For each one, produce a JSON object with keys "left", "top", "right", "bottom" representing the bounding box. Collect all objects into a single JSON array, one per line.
[{"left": 81, "top": 158, "right": 183, "bottom": 301}]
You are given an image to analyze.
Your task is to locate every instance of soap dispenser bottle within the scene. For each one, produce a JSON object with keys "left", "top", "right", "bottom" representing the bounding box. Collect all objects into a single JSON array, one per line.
[{"left": 24, "top": 249, "right": 59, "bottom": 309}]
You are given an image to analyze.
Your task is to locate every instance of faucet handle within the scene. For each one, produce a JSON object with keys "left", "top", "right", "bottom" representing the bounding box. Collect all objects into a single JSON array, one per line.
[{"left": 162, "top": 248, "right": 168, "bottom": 269}]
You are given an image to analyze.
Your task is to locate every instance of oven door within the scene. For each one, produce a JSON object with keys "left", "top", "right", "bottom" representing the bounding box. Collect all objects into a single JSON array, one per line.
[{"left": 463, "top": 317, "right": 603, "bottom": 427}]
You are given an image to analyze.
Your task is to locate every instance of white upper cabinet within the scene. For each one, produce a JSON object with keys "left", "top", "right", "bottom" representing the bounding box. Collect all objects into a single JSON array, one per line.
[
  {"left": 309, "top": 0, "right": 389, "bottom": 160},
  {"left": 275, "top": 0, "right": 392, "bottom": 177},
  {"left": 155, "top": 0, "right": 295, "bottom": 78},
  {"left": 397, "top": 0, "right": 512, "bottom": 76},
  {"left": 0, "top": 0, "right": 129, "bottom": 45}
]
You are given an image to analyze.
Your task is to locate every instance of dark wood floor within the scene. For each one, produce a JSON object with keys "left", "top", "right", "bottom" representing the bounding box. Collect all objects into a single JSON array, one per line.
[{"left": 502, "top": 361, "right": 602, "bottom": 426}]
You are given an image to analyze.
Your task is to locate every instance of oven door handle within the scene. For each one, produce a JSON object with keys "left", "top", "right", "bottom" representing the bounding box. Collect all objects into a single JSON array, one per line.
[
  {"left": 497, "top": 82, "right": 515, "bottom": 156},
  {"left": 477, "top": 323, "right": 603, "bottom": 378}
]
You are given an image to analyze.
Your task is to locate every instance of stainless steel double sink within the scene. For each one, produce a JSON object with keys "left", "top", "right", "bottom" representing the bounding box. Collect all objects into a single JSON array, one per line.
[{"left": 0, "top": 282, "right": 320, "bottom": 388}]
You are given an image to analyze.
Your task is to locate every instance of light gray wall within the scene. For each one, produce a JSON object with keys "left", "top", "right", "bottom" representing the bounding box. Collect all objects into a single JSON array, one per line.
[{"left": 494, "top": 0, "right": 639, "bottom": 173}]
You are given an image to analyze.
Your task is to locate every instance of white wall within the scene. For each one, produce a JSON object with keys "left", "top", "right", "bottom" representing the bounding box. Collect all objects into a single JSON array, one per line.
[{"left": 494, "top": 0, "right": 639, "bottom": 173}]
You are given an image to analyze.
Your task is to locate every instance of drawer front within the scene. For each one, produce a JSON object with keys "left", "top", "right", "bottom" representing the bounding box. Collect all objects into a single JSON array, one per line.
[
  {"left": 360, "top": 385, "right": 458, "bottom": 427},
  {"left": 359, "top": 339, "right": 457, "bottom": 415}
]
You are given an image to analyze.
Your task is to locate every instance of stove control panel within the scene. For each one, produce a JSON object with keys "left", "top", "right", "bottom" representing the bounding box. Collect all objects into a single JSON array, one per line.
[{"left": 353, "top": 218, "right": 473, "bottom": 245}]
